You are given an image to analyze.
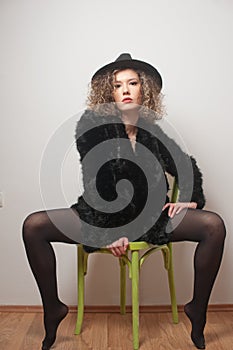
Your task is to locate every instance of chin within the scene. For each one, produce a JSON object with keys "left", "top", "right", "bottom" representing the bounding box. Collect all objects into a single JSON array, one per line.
[{"left": 116, "top": 102, "right": 141, "bottom": 112}]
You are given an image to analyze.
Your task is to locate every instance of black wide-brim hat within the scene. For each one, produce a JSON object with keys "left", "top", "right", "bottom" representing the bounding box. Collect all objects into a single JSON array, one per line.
[{"left": 92, "top": 53, "right": 163, "bottom": 91}]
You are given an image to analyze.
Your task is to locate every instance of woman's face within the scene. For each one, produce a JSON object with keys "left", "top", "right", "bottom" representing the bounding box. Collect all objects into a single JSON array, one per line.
[{"left": 112, "top": 69, "right": 142, "bottom": 111}]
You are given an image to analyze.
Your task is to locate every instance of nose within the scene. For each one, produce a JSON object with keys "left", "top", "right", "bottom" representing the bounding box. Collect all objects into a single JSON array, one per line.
[{"left": 122, "top": 83, "right": 130, "bottom": 95}]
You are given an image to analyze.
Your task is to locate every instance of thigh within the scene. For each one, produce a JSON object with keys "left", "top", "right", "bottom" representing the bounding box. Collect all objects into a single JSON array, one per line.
[
  {"left": 24, "top": 207, "right": 82, "bottom": 244},
  {"left": 169, "top": 208, "right": 219, "bottom": 243},
  {"left": 45, "top": 207, "right": 83, "bottom": 243}
]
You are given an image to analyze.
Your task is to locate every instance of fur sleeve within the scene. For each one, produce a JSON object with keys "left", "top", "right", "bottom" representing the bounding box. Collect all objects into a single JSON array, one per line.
[{"left": 155, "top": 125, "right": 206, "bottom": 209}]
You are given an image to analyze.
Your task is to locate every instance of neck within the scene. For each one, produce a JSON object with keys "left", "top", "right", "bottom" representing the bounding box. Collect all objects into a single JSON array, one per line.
[{"left": 121, "top": 110, "right": 139, "bottom": 126}]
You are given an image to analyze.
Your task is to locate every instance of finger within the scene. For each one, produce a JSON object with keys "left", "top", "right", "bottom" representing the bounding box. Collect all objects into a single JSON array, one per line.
[
  {"left": 123, "top": 243, "right": 128, "bottom": 251},
  {"left": 168, "top": 204, "right": 175, "bottom": 217},
  {"left": 114, "top": 247, "right": 123, "bottom": 256},
  {"left": 162, "top": 203, "right": 170, "bottom": 211},
  {"left": 175, "top": 208, "right": 181, "bottom": 215},
  {"left": 176, "top": 206, "right": 184, "bottom": 214},
  {"left": 177, "top": 204, "right": 190, "bottom": 214},
  {"left": 109, "top": 248, "right": 117, "bottom": 256},
  {"left": 115, "top": 238, "right": 128, "bottom": 252},
  {"left": 112, "top": 241, "right": 120, "bottom": 248},
  {"left": 120, "top": 245, "right": 127, "bottom": 254},
  {"left": 110, "top": 241, "right": 122, "bottom": 257},
  {"left": 169, "top": 204, "right": 177, "bottom": 218},
  {"left": 122, "top": 237, "right": 129, "bottom": 250},
  {"left": 118, "top": 246, "right": 125, "bottom": 255},
  {"left": 113, "top": 248, "right": 122, "bottom": 257}
]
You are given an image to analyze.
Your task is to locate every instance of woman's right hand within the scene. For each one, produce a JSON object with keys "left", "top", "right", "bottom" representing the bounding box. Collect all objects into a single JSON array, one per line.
[{"left": 106, "top": 237, "right": 129, "bottom": 257}]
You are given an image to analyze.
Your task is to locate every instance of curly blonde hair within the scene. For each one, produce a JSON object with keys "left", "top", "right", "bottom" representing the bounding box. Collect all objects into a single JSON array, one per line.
[{"left": 87, "top": 69, "right": 165, "bottom": 121}]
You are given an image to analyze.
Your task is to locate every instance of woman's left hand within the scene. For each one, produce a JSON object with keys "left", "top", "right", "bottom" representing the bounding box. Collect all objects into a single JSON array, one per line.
[{"left": 162, "top": 202, "right": 197, "bottom": 218}]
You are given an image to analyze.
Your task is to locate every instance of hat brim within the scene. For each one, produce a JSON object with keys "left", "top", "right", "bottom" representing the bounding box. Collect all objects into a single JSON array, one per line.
[{"left": 92, "top": 59, "right": 162, "bottom": 91}]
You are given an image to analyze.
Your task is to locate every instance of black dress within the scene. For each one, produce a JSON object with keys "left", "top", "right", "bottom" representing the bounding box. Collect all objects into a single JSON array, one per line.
[{"left": 71, "top": 110, "right": 205, "bottom": 252}]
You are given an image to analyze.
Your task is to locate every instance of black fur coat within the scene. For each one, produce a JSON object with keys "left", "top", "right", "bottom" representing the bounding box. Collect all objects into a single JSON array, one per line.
[{"left": 71, "top": 110, "right": 205, "bottom": 252}]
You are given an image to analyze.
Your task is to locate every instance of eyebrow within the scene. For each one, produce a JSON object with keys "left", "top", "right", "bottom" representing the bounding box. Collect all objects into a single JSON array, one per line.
[{"left": 113, "top": 78, "right": 139, "bottom": 83}]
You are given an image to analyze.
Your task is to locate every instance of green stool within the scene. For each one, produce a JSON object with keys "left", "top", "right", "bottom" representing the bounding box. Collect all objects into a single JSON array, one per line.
[{"left": 75, "top": 183, "right": 179, "bottom": 349}]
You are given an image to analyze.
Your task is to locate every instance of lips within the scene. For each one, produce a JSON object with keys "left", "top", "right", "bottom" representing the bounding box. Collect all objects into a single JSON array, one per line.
[{"left": 122, "top": 98, "right": 133, "bottom": 103}]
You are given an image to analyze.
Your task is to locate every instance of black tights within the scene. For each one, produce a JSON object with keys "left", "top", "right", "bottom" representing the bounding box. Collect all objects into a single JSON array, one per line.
[
  {"left": 170, "top": 209, "right": 226, "bottom": 348},
  {"left": 22, "top": 208, "right": 226, "bottom": 350}
]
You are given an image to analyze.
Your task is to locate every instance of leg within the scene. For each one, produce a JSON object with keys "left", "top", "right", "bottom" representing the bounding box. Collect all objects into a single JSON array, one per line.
[
  {"left": 167, "top": 242, "right": 179, "bottom": 324},
  {"left": 120, "top": 256, "right": 127, "bottom": 315},
  {"left": 131, "top": 250, "right": 140, "bottom": 350},
  {"left": 75, "top": 244, "right": 86, "bottom": 335},
  {"left": 22, "top": 208, "right": 82, "bottom": 350},
  {"left": 170, "top": 209, "right": 226, "bottom": 349}
]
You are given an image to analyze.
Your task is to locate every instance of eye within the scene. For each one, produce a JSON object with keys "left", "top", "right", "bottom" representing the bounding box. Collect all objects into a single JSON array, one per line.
[
  {"left": 130, "top": 81, "right": 139, "bottom": 86},
  {"left": 113, "top": 83, "right": 121, "bottom": 89}
]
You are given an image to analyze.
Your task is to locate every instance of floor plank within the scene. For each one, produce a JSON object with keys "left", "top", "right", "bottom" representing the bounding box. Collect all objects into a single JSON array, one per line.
[{"left": 0, "top": 311, "right": 233, "bottom": 349}]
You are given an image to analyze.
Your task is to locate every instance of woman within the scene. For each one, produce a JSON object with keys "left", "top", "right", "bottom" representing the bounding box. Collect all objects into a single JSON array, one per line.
[{"left": 23, "top": 53, "right": 226, "bottom": 350}]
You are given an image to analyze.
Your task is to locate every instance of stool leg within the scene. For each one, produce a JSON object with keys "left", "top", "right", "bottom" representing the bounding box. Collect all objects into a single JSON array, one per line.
[
  {"left": 120, "top": 257, "right": 126, "bottom": 315},
  {"left": 131, "top": 250, "right": 140, "bottom": 350},
  {"left": 75, "top": 245, "right": 85, "bottom": 334},
  {"left": 167, "top": 243, "right": 178, "bottom": 324}
]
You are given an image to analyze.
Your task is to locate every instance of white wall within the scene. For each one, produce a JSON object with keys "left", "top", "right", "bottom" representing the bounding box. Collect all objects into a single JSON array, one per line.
[{"left": 1, "top": 0, "right": 233, "bottom": 306}]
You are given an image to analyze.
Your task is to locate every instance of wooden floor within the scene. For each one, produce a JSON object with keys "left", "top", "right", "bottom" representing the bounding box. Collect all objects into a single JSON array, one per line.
[{"left": 1, "top": 310, "right": 233, "bottom": 350}]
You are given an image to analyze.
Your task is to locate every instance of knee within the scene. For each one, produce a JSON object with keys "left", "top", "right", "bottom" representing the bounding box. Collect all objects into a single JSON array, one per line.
[
  {"left": 203, "top": 212, "right": 226, "bottom": 242},
  {"left": 22, "top": 211, "right": 46, "bottom": 243}
]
